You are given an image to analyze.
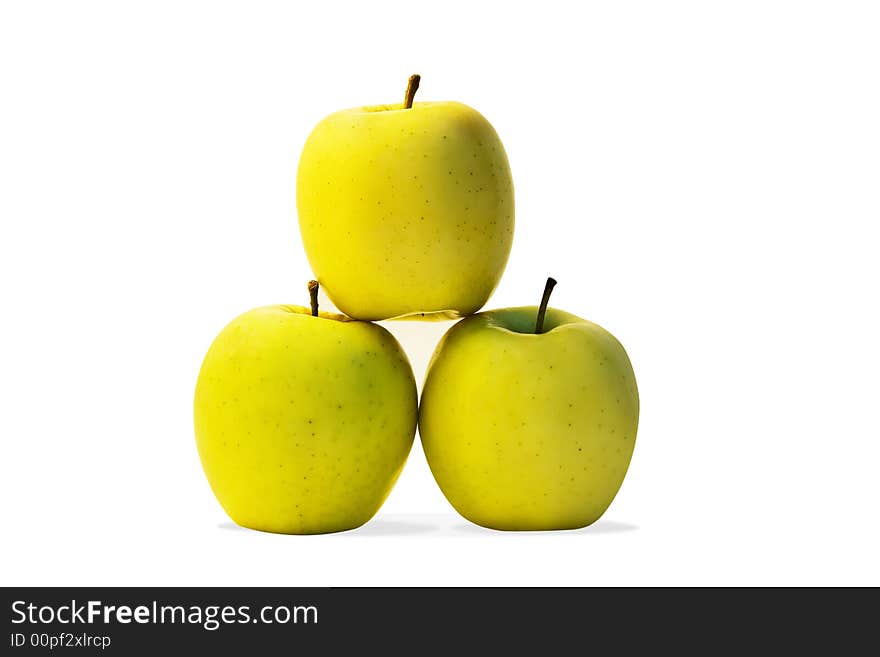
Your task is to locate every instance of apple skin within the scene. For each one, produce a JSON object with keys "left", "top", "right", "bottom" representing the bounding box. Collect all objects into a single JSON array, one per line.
[
  {"left": 419, "top": 307, "right": 639, "bottom": 531},
  {"left": 194, "top": 305, "right": 417, "bottom": 534},
  {"left": 297, "top": 101, "right": 514, "bottom": 320}
]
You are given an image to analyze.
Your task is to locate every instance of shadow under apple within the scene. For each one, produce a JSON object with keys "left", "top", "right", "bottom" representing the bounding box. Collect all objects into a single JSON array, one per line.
[
  {"left": 217, "top": 518, "right": 439, "bottom": 537},
  {"left": 451, "top": 519, "right": 639, "bottom": 536},
  {"left": 217, "top": 517, "right": 637, "bottom": 536}
]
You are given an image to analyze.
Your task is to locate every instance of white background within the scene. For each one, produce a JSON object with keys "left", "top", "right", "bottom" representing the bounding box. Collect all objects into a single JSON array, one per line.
[{"left": 1, "top": 1, "right": 878, "bottom": 586}]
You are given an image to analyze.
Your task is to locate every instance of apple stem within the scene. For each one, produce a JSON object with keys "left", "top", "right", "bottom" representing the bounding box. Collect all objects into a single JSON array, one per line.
[
  {"left": 535, "top": 277, "right": 558, "bottom": 334},
  {"left": 403, "top": 74, "right": 421, "bottom": 109},
  {"left": 308, "top": 280, "right": 319, "bottom": 317}
]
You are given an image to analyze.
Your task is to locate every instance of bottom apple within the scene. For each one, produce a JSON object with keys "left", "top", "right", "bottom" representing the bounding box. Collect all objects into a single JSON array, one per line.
[
  {"left": 194, "top": 282, "right": 417, "bottom": 534},
  {"left": 419, "top": 278, "right": 639, "bottom": 531}
]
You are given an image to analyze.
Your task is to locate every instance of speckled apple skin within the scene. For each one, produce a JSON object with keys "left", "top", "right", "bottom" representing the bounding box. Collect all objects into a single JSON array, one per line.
[
  {"left": 194, "top": 306, "right": 417, "bottom": 534},
  {"left": 297, "top": 101, "right": 514, "bottom": 320},
  {"left": 419, "top": 307, "right": 639, "bottom": 531}
]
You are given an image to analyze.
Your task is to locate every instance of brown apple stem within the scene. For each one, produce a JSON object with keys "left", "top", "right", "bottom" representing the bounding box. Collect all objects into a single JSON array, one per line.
[
  {"left": 403, "top": 74, "right": 421, "bottom": 109},
  {"left": 535, "top": 277, "right": 558, "bottom": 334},
  {"left": 308, "top": 280, "right": 319, "bottom": 317}
]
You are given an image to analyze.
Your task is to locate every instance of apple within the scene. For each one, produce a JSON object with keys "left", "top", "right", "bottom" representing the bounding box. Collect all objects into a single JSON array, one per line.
[
  {"left": 193, "top": 282, "right": 418, "bottom": 534},
  {"left": 419, "top": 278, "right": 640, "bottom": 531},
  {"left": 297, "top": 74, "right": 514, "bottom": 320}
]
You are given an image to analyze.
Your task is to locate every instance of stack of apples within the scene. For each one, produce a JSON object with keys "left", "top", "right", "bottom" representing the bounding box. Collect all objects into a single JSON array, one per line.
[{"left": 194, "top": 76, "right": 640, "bottom": 534}]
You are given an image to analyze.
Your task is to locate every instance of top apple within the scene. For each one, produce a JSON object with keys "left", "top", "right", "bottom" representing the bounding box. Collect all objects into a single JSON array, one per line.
[{"left": 297, "top": 75, "right": 514, "bottom": 320}]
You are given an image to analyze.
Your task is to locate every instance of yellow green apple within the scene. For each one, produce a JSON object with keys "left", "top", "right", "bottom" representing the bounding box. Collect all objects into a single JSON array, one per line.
[
  {"left": 193, "top": 282, "right": 417, "bottom": 534},
  {"left": 419, "top": 278, "right": 640, "bottom": 531},
  {"left": 296, "top": 74, "right": 514, "bottom": 320}
]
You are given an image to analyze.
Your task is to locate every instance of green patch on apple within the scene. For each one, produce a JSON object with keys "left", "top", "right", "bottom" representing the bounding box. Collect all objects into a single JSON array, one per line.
[
  {"left": 420, "top": 279, "right": 640, "bottom": 531},
  {"left": 194, "top": 282, "right": 417, "bottom": 534}
]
